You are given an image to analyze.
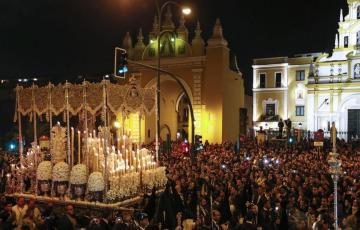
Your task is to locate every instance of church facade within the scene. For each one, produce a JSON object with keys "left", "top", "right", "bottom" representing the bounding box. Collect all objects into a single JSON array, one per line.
[
  {"left": 120, "top": 7, "right": 246, "bottom": 144},
  {"left": 253, "top": 0, "right": 360, "bottom": 139}
]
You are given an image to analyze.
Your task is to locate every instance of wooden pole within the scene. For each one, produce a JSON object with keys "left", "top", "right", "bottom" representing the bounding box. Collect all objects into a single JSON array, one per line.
[
  {"left": 49, "top": 83, "right": 53, "bottom": 145},
  {"left": 65, "top": 82, "right": 71, "bottom": 165},
  {"left": 71, "top": 128, "right": 74, "bottom": 167},
  {"left": 32, "top": 84, "right": 38, "bottom": 144},
  {"left": 83, "top": 81, "right": 89, "bottom": 172},
  {"left": 78, "top": 130, "right": 81, "bottom": 164}
]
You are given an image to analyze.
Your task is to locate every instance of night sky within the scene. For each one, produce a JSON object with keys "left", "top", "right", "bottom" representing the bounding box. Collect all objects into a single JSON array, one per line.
[
  {"left": 0, "top": 0, "right": 349, "bottom": 146},
  {"left": 0, "top": 0, "right": 348, "bottom": 84}
]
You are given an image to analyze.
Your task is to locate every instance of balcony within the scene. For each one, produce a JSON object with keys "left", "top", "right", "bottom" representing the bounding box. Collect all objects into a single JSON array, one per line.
[{"left": 259, "top": 114, "right": 280, "bottom": 122}]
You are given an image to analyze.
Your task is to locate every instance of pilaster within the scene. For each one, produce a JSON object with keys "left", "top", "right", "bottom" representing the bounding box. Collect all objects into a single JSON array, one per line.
[{"left": 192, "top": 69, "right": 203, "bottom": 135}]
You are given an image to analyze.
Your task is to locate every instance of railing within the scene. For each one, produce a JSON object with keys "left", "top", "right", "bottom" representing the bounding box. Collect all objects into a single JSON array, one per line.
[
  {"left": 250, "top": 128, "right": 358, "bottom": 142},
  {"left": 259, "top": 114, "right": 280, "bottom": 122}
]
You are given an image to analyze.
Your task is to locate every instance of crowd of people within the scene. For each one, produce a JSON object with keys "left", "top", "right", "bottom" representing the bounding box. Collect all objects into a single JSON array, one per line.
[{"left": 1, "top": 137, "right": 360, "bottom": 229}]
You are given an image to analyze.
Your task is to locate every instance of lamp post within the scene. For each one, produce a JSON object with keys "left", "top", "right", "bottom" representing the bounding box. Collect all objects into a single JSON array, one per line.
[
  {"left": 328, "top": 122, "right": 341, "bottom": 230},
  {"left": 154, "top": 0, "right": 191, "bottom": 163}
]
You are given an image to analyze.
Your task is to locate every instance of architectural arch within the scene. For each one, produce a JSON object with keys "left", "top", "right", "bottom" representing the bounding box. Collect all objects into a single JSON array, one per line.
[
  {"left": 144, "top": 75, "right": 193, "bottom": 105},
  {"left": 338, "top": 93, "right": 360, "bottom": 133},
  {"left": 175, "top": 92, "right": 186, "bottom": 112},
  {"left": 160, "top": 124, "right": 171, "bottom": 141}
]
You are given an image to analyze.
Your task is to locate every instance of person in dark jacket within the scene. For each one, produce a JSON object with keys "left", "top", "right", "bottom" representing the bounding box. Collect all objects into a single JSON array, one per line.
[
  {"left": 0, "top": 200, "right": 16, "bottom": 229},
  {"left": 258, "top": 200, "right": 275, "bottom": 230},
  {"left": 56, "top": 204, "right": 77, "bottom": 230}
]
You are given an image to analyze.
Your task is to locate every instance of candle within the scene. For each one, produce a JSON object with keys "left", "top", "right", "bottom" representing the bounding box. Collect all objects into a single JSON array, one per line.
[
  {"left": 136, "top": 150, "right": 140, "bottom": 171},
  {"left": 78, "top": 131, "right": 81, "bottom": 164},
  {"left": 125, "top": 149, "right": 128, "bottom": 172},
  {"left": 92, "top": 147, "right": 96, "bottom": 171},
  {"left": 113, "top": 152, "right": 116, "bottom": 176},
  {"left": 71, "top": 128, "right": 74, "bottom": 166},
  {"left": 99, "top": 148, "right": 102, "bottom": 172},
  {"left": 117, "top": 138, "right": 120, "bottom": 152}
]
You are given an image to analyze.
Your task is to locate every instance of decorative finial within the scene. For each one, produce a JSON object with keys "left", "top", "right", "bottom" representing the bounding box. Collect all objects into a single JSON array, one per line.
[
  {"left": 122, "top": 32, "right": 132, "bottom": 49},
  {"left": 176, "top": 13, "right": 188, "bottom": 42},
  {"left": 335, "top": 33, "right": 339, "bottom": 48},
  {"left": 135, "top": 28, "right": 145, "bottom": 55},
  {"left": 340, "top": 9, "right": 343, "bottom": 22},
  {"left": 152, "top": 15, "right": 158, "bottom": 31},
  {"left": 162, "top": 5, "right": 175, "bottom": 30},
  {"left": 179, "top": 13, "right": 185, "bottom": 27},
  {"left": 191, "top": 20, "right": 205, "bottom": 56},
  {"left": 195, "top": 21, "right": 202, "bottom": 37},
  {"left": 137, "top": 28, "right": 143, "bottom": 42},
  {"left": 207, "top": 18, "right": 228, "bottom": 47}
]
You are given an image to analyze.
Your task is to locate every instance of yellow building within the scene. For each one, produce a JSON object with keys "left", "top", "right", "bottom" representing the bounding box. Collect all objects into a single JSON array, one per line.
[
  {"left": 120, "top": 8, "right": 246, "bottom": 144},
  {"left": 253, "top": 0, "right": 360, "bottom": 139}
]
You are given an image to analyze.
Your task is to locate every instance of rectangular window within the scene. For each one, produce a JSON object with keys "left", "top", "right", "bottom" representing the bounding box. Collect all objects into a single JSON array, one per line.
[
  {"left": 344, "top": 36, "right": 349, "bottom": 48},
  {"left": 275, "top": 73, "right": 282, "bottom": 87},
  {"left": 260, "top": 73, "right": 266, "bottom": 88},
  {"left": 296, "top": 70, "right": 305, "bottom": 81},
  {"left": 266, "top": 104, "right": 275, "bottom": 116},
  {"left": 296, "top": 106, "right": 305, "bottom": 116}
]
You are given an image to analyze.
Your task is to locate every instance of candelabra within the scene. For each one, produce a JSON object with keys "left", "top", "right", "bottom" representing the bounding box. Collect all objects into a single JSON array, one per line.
[{"left": 328, "top": 122, "right": 341, "bottom": 230}]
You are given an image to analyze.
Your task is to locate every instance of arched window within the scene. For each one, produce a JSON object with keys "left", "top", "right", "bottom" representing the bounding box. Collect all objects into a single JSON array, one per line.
[
  {"left": 354, "top": 63, "right": 360, "bottom": 78},
  {"left": 357, "top": 6, "right": 360, "bottom": 19},
  {"left": 160, "top": 32, "right": 176, "bottom": 57}
]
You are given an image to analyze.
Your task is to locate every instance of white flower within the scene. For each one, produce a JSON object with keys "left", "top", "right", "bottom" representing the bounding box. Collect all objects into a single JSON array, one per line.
[
  {"left": 106, "top": 189, "right": 118, "bottom": 202},
  {"left": 88, "top": 172, "right": 105, "bottom": 192},
  {"left": 70, "top": 164, "right": 87, "bottom": 185},
  {"left": 36, "top": 161, "right": 52, "bottom": 180},
  {"left": 52, "top": 162, "right": 70, "bottom": 182}
]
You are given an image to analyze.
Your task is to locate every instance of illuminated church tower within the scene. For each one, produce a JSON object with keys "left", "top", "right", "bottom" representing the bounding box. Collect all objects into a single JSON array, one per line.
[
  {"left": 119, "top": 8, "right": 246, "bottom": 144},
  {"left": 252, "top": 0, "right": 360, "bottom": 140}
]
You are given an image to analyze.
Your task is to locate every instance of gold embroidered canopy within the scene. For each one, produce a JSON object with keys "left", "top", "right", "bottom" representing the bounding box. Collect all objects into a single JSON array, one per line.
[{"left": 15, "top": 80, "right": 156, "bottom": 118}]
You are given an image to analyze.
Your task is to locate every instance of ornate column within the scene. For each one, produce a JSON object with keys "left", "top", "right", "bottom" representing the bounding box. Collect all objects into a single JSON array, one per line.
[{"left": 192, "top": 69, "right": 203, "bottom": 137}]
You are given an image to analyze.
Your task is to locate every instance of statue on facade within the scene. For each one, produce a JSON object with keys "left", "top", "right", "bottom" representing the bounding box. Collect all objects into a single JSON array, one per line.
[
  {"left": 278, "top": 119, "right": 284, "bottom": 138},
  {"left": 285, "top": 118, "right": 292, "bottom": 137}
]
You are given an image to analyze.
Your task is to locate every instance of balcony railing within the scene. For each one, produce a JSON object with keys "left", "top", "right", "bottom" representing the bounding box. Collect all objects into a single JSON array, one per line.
[{"left": 259, "top": 114, "right": 280, "bottom": 122}]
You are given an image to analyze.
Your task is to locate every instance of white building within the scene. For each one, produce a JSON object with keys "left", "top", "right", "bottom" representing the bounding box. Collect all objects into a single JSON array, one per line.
[{"left": 253, "top": 0, "right": 360, "bottom": 139}]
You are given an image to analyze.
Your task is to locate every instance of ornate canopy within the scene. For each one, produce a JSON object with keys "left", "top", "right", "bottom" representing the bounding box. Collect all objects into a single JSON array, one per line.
[{"left": 15, "top": 80, "right": 156, "bottom": 119}]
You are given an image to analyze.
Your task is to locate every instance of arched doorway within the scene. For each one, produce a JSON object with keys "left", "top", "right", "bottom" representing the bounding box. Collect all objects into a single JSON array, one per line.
[
  {"left": 338, "top": 93, "right": 360, "bottom": 140},
  {"left": 160, "top": 124, "right": 171, "bottom": 142},
  {"left": 176, "top": 92, "right": 190, "bottom": 140},
  {"left": 143, "top": 76, "right": 193, "bottom": 143}
]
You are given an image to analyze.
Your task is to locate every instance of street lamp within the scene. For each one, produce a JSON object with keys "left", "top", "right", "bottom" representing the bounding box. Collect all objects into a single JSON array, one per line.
[
  {"left": 182, "top": 7, "right": 191, "bottom": 15},
  {"left": 154, "top": 0, "right": 191, "bottom": 163},
  {"left": 328, "top": 122, "right": 341, "bottom": 230}
]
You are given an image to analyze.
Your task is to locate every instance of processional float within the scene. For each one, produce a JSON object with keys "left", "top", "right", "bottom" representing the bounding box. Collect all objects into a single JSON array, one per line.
[{"left": 9, "top": 78, "right": 167, "bottom": 207}]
